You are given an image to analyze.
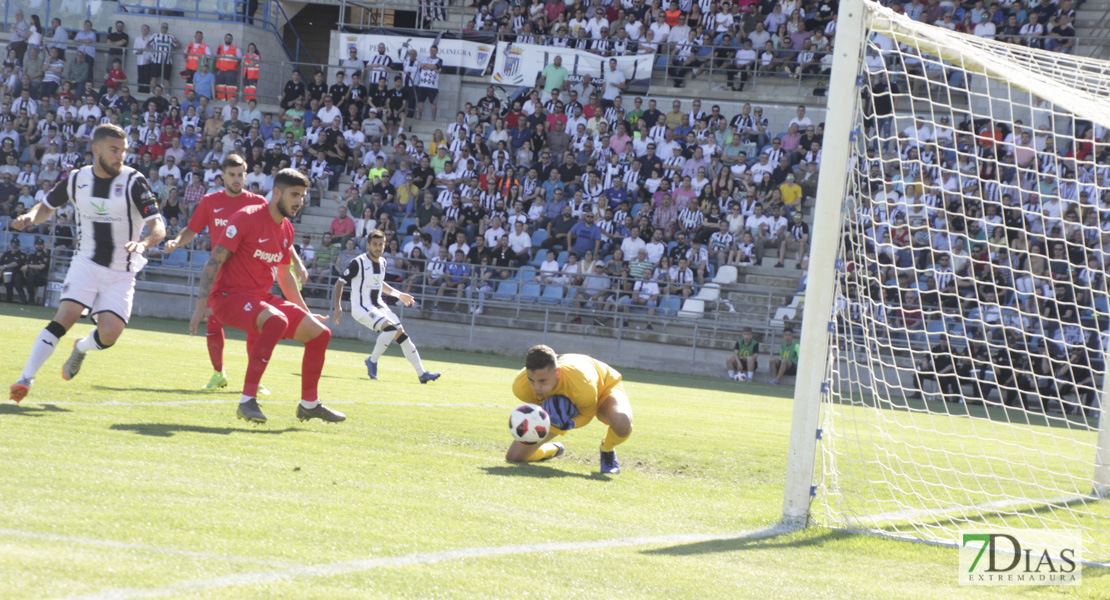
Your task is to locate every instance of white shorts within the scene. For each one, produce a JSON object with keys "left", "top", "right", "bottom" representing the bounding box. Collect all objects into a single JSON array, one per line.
[
  {"left": 354, "top": 305, "right": 401, "bottom": 332},
  {"left": 60, "top": 256, "right": 138, "bottom": 323}
]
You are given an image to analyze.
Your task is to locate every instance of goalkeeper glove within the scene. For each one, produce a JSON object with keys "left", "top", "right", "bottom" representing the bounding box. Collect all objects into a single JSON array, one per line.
[{"left": 542, "top": 395, "right": 579, "bottom": 430}]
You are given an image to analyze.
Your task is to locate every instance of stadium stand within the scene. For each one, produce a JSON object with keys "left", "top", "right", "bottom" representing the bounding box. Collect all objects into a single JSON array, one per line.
[{"left": 1, "top": 0, "right": 1107, "bottom": 381}]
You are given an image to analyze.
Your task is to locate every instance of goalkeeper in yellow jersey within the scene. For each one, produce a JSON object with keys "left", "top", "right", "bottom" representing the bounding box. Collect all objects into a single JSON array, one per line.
[{"left": 508, "top": 345, "right": 634, "bottom": 474}]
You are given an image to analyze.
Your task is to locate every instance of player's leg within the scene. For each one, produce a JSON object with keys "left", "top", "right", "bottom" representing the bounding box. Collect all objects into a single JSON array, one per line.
[
  {"left": 506, "top": 427, "right": 564, "bottom": 463},
  {"left": 202, "top": 314, "right": 229, "bottom": 390},
  {"left": 769, "top": 357, "right": 781, "bottom": 384},
  {"left": 596, "top": 385, "right": 633, "bottom": 475},
  {"left": 10, "top": 300, "right": 84, "bottom": 401},
  {"left": 745, "top": 357, "right": 757, "bottom": 382},
  {"left": 726, "top": 354, "right": 740, "bottom": 380},
  {"left": 283, "top": 306, "right": 344, "bottom": 422},
  {"left": 63, "top": 266, "right": 140, "bottom": 381},
  {"left": 392, "top": 323, "right": 440, "bottom": 383}
]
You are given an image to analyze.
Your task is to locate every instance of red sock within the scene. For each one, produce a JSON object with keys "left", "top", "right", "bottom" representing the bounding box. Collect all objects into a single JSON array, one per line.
[
  {"left": 301, "top": 327, "right": 331, "bottom": 401},
  {"left": 246, "top": 331, "right": 258, "bottom": 357},
  {"left": 244, "top": 314, "right": 287, "bottom": 397},
  {"left": 206, "top": 317, "right": 225, "bottom": 372}
]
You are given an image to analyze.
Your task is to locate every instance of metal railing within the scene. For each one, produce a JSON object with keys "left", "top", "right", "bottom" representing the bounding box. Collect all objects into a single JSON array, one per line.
[{"left": 0, "top": 0, "right": 311, "bottom": 64}]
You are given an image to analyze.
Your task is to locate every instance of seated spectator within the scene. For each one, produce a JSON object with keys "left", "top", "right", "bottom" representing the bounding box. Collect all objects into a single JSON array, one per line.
[{"left": 768, "top": 327, "right": 800, "bottom": 385}]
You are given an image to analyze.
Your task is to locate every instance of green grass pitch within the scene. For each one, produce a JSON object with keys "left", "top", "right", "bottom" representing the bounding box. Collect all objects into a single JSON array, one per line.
[{"left": 1, "top": 303, "right": 1107, "bottom": 599}]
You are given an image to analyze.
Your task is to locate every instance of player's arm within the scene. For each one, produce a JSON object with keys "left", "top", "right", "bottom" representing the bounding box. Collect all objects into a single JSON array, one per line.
[
  {"left": 12, "top": 176, "right": 68, "bottom": 230},
  {"left": 382, "top": 281, "right": 416, "bottom": 307},
  {"left": 276, "top": 266, "right": 310, "bottom": 313},
  {"left": 127, "top": 175, "right": 165, "bottom": 254},
  {"left": 331, "top": 257, "right": 358, "bottom": 324},
  {"left": 190, "top": 245, "right": 230, "bottom": 335},
  {"left": 163, "top": 226, "right": 197, "bottom": 254}
]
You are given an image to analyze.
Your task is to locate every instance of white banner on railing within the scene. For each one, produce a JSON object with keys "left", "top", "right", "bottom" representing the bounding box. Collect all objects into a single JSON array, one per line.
[
  {"left": 336, "top": 33, "right": 495, "bottom": 77},
  {"left": 490, "top": 41, "right": 654, "bottom": 94}
]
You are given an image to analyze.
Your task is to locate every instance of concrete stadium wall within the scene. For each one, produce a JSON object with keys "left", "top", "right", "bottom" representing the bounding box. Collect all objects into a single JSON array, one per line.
[{"left": 124, "top": 282, "right": 735, "bottom": 378}]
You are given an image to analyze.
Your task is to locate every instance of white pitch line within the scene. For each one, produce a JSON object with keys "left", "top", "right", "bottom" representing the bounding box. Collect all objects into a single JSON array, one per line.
[
  {"left": 45, "top": 525, "right": 794, "bottom": 600},
  {"left": 35, "top": 400, "right": 506, "bottom": 408},
  {"left": 0, "top": 529, "right": 297, "bottom": 568}
]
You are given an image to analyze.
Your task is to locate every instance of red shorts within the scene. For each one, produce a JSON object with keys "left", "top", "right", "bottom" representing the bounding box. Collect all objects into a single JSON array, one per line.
[{"left": 210, "top": 292, "right": 309, "bottom": 338}]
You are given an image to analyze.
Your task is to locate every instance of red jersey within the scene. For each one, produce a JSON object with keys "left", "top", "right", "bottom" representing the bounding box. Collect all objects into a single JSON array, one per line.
[
  {"left": 188, "top": 189, "right": 266, "bottom": 240},
  {"left": 211, "top": 204, "right": 295, "bottom": 297}
]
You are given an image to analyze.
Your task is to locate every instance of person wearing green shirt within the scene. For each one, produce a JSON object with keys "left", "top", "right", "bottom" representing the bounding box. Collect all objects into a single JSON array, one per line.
[
  {"left": 430, "top": 146, "right": 451, "bottom": 174},
  {"left": 539, "top": 55, "right": 569, "bottom": 98},
  {"left": 728, "top": 327, "right": 760, "bottom": 382},
  {"left": 626, "top": 96, "right": 644, "bottom": 127},
  {"left": 769, "top": 327, "right": 800, "bottom": 385}
]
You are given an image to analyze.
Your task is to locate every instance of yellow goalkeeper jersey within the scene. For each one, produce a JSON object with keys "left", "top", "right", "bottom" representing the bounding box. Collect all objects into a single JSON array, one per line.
[{"left": 512, "top": 354, "right": 623, "bottom": 430}]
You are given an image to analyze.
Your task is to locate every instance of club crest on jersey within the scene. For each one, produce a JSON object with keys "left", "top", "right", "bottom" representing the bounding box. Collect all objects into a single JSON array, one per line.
[
  {"left": 225, "top": 225, "right": 237, "bottom": 239},
  {"left": 114, "top": 183, "right": 125, "bottom": 197}
]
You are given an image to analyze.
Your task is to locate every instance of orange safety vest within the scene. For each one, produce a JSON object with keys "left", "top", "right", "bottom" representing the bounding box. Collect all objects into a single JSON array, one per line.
[
  {"left": 215, "top": 44, "right": 239, "bottom": 72},
  {"left": 242, "top": 53, "right": 260, "bottom": 80},
  {"left": 185, "top": 42, "right": 209, "bottom": 71}
]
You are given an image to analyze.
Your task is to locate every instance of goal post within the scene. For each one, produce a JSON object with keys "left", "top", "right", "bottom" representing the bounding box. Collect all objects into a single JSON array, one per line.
[
  {"left": 781, "top": 0, "right": 868, "bottom": 527},
  {"left": 782, "top": 0, "right": 1110, "bottom": 562}
]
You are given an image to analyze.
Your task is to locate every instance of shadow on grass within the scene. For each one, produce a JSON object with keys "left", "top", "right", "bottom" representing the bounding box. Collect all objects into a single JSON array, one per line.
[
  {"left": 643, "top": 526, "right": 843, "bottom": 557},
  {"left": 109, "top": 423, "right": 301, "bottom": 437},
  {"left": 0, "top": 403, "right": 72, "bottom": 417},
  {"left": 481, "top": 464, "right": 612, "bottom": 481}
]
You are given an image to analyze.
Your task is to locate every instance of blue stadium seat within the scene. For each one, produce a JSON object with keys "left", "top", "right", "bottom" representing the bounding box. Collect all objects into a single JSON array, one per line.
[
  {"left": 18, "top": 234, "right": 35, "bottom": 247},
  {"left": 557, "top": 250, "right": 568, "bottom": 265},
  {"left": 491, "top": 280, "right": 518, "bottom": 301},
  {"left": 519, "top": 282, "right": 542, "bottom": 302},
  {"left": 162, "top": 251, "right": 189, "bottom": 269},
  {"left": 531, "top": 229, "right": 548, "bottom": 247},
  {"left": 399, "top": 217, "right": 417, "bottom": 235},
  {"left": 402, "top": 235, "right": 413, "bottom": 249},
  {"left": 1095, "top": 295, "right": 1109, "bottom": 314},
  {"left": 539, "top": 284, "right": 565, "bottom": 304},
  {"left": 190, "top": 251, "right": 211, "bottom": 269},
  {"left": 631, "top": 203, "right": 643, "bottom": 218},
  {"left": 518, "top": 267, "right": 537, "bottom": 282},
  {"left": 664, "top": 295, "right": 682, "bottom": 316},
  {"left": 530, "top": 252, "right": 547, "bottom": 267},
  {"left": 667, "top": 241, "right": 678, "bottom": 252},
  {"left": 0, "top": 231, "right": 7, "bottom": 248}
]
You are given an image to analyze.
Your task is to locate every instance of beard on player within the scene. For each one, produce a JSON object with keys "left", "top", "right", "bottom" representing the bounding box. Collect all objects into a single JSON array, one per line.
[
  {"left": 97, "top": 153, "right": 122, "bottom": 178},
  {"left": 275, "top": 186, "right": 304, "bottom": 220}
]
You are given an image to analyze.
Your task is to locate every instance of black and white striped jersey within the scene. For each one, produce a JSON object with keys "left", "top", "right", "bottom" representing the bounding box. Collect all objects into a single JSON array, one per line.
[
  {"left": 342, "top": 253, "right": 388, "bottom": 314},
  {"left": 46, "top": 165, "right": 160, "bottom": 272}
]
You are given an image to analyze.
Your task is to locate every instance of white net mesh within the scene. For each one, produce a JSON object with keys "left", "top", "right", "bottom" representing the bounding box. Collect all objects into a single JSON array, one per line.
[{"left": 812, "top": 1, "right": 1110, "bottom": 563}]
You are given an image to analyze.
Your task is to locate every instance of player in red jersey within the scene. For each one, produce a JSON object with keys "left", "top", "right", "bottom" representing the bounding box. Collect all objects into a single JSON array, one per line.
[
  {"left": 165, "top": 154, "right": 307, "bottom": 392},
  {"left": 188, "top": 168, "right": 344, "bottom": 424}
]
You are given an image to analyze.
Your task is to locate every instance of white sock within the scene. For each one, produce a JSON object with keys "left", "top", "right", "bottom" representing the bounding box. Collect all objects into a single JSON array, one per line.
[
  {"left": 21, "top": 328, "right": 62, "bottom": 380},
  {"left": 240, "top": 394, "right": 254, "bottom": 403},
  {"left": 728, "top": 370, "right": 736, "bottom": 378},
  {"left": 75, "top": 332, "right": 107, "bottom": 353},
  {"left": 299, "top": 399, "right": 320, "bottom": 408},
  {"left": 747, "top": 371, "right": 754, "bottom": 381},
  {"left": 400, "top": 338, "right": 425, "bottom": 375},
  {"left": 370, "top": 330, "right": 394, "bottom": 362}
]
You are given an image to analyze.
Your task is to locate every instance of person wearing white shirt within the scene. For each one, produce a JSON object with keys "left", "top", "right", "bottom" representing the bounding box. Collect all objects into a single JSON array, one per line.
[
  {"left": 483, "top": 217, "right": 508, "bottom": 247},
  {"left": 537, "top": 250, "right": 562, "bottom": 284},
  {"left": 667, "top": 15, "right": 691, "bottom": 44},
  {"left": 315, "top": 95, "right": 343, "bottom": 127},
  {"left": 621, "top": 229, "right": 646, "bottom": 258},
  {"left": 507, "top": 221, "right": 532, "bottom": 262},
  {"left": 586, "top": 9, "right": 609, "bottom": 38},
  {"left": 601, "top": 58, "right": 627, "bottom": 104},
  {"left": 644, "top": 230, "right": 667, "bottom": 264},
  {"left": 788, "top": 105, "right": 813, "bottom": 130}
]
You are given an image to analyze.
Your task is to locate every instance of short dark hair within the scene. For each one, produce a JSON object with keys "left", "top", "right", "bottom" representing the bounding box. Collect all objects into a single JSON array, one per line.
[
  {"left": 273, "top": 168, "right": 311, "bottom": 190},
  {"left": 221, "top": 153, "right": 246, "bottom": 171},
  {"left": 369, "top": 229, "right": 387, "bottom": 242},
  {"left": 525, "top": 344, "right": 558, "bottom": 371},
  {"left": 92, "top": 124, "right": 127, "bottom": 144}
]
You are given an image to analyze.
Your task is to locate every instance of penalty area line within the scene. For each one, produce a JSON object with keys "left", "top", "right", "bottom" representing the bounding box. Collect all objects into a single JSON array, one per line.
[
  {"left": 0, "top": 529, "right": 297, "bottom": 568},
  {"left": 37, "top": 400, "right": 507, "bottom": 409},
  {"left": 46, "top": 525, "right": 795, "bottom": 600}
]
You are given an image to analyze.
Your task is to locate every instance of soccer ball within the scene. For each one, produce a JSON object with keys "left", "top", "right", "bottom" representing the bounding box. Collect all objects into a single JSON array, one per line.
[
  {"left": 509, "top": 404, "right": 550, "bottom": 445},
  {"left": 736, "top": 373, "right": 748, "bottom": 382}
]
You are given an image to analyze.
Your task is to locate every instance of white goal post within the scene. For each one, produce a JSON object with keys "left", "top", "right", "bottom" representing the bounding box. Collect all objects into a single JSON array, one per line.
[{"left": 783, "top": 0, "right": 1110, "bottom": 563}]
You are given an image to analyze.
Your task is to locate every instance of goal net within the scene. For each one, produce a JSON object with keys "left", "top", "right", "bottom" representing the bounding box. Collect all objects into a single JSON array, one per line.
[{"left": 801, "top": 0, "right": 1110, "bottom": 562}]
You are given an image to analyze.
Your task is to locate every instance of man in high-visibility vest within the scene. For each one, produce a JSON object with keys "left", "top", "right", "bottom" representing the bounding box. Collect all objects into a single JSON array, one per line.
[
  {"left": 214, "top": 33, "right": 241, "bottom": 100},
  {"left": 182, "top": 31, "right": 211, "bottom": 94},
  {"left": 241, "top": 42, "right": 261, "bottom": 102}
]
